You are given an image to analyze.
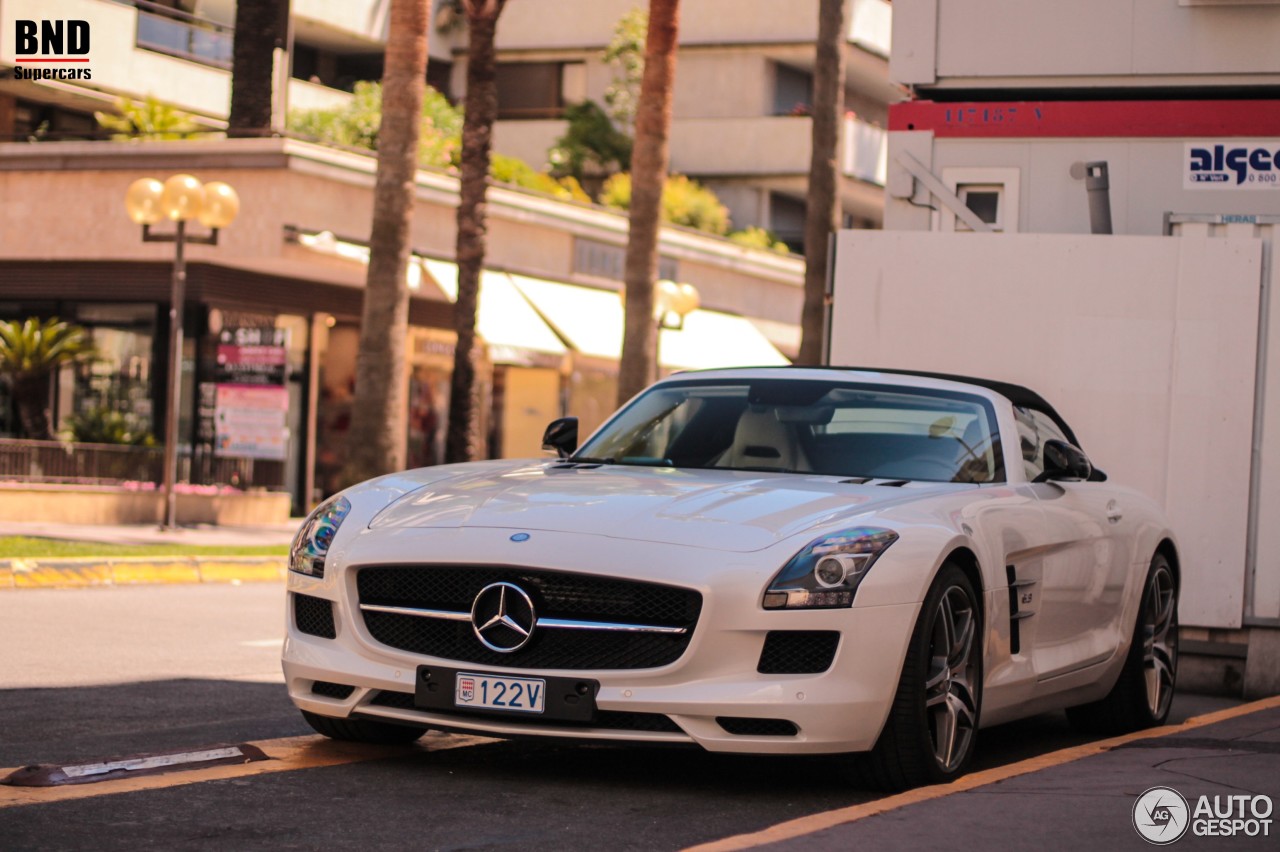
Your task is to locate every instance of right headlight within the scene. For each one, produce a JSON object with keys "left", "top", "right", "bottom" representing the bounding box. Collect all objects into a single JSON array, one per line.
[
  {"left": 289, "top": 495, "right": 352, "bottom": 578},
  {"left": 762, "top": 526, "right": 899, "bottom": 610}
]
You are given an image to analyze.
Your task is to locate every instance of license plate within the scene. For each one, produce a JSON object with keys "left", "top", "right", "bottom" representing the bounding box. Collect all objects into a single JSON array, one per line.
[{"left": 454, "top": 672, "right": 545, "bottom": 714}]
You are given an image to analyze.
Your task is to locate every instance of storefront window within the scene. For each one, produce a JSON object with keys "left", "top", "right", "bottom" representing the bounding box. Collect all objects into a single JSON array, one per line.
[{"left": 66, "top": 304, "right": 157, "bottom": 443}]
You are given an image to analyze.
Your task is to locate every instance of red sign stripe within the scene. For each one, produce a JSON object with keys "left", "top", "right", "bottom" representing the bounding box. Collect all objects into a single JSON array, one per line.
[
  {"left": 889, "top": 100, "right": 1280, "bottom": 138},
  {"left": 14, "top": 58, "right": 91, "bottom": 63}
]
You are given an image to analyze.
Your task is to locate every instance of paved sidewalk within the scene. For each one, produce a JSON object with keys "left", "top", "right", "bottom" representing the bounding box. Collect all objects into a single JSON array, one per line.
[
  {"left": 0, "top": 520, "right": 300, "bottom": 548},
  {"left": 0, "top": 519, "right": 300, "bottom": 589},
  {"left": 692, "top": 697, "right": 1280, "bottom": 851}
]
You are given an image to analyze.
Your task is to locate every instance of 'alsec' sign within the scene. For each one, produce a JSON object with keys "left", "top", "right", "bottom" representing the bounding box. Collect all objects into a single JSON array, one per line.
[
  {"left": 1186, "top": 141, "right": 1280, "bottom": 190},
  {"left": 12, "top": 18, "right": 92, "bottom": 81}
]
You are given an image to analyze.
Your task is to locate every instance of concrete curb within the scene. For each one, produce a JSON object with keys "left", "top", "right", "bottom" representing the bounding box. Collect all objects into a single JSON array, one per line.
[{"left": 0, "top": 556, "right": 288, "bottom": 589}]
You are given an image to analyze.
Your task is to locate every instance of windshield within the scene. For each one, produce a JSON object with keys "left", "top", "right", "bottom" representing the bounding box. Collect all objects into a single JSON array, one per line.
[{"left": 575, "top": 379, "right": 1004, "bottom": 483}]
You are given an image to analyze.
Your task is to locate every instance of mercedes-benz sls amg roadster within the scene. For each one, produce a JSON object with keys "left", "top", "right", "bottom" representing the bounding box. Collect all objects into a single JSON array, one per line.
[{"left": 283, "top": 368, "right": 1180, "bottom": 789}]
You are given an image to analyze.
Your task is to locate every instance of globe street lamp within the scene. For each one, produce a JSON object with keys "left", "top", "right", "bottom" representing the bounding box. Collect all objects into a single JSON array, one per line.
[{"left": 124, "top": 175, "right": 240, "bottom": 529}]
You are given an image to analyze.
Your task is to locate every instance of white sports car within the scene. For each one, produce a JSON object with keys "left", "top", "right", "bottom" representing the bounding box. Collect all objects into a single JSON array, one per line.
[{"left": 283, "top": 368, "right": 1179, "bottom": 789}]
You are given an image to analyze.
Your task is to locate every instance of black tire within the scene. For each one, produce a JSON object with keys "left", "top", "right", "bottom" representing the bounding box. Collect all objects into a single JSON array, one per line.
[
  {"left": 1067, "top": 553, "right": 1178, "bottom": 735},
  {"left": 301, "top": 710, "right": 428, "bottom": 744},
  {"left": 861, "top": 563, "right": 983, "bottom": 791}
]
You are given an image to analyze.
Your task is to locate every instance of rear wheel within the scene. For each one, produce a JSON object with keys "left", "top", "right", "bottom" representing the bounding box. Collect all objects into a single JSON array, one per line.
[
  {"left": 301, "top": 710, "right": 428, "bottom": 744},
  {"left": 1067, "top": 553, "right": 1178, "bottom": 734},
  {"left": 862, "top": 564, "right": 983, "bottom": 791}
]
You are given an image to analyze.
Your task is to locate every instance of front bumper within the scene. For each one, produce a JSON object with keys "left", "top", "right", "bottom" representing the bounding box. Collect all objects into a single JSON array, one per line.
[{"left": 282, "top": 528, "right": 921, "bottom": 755}]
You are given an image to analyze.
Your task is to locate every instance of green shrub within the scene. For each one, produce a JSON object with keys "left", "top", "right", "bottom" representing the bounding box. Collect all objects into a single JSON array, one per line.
[
  {"left": 288, "top": 82, "right": 463, "bottom": 170},
  {"left": 600, "top": 173, "right": 731, "bottom": 235},
  {"left": 548, "top": 100, "right": 633, "bottom": 180},
  {"left": 490, "top": 154, "right": 591, "bottom": 202},
  {"left": 94, "top": 95, "right": 203, "bottom": 140},
  {"left": 62, "top": 407, "right": 155, "bottom": 446},
  {"left": 728, "top": 226, "right": 791, "bottom": 254}
]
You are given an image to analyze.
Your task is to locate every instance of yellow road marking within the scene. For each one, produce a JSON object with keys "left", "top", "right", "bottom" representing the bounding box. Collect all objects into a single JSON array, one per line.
[
  {"left": 0, "top": 732, "right": 492, "bottom": 809},
  {"left": 685, "top": 694, "right": 1280, "bottom": 852}
]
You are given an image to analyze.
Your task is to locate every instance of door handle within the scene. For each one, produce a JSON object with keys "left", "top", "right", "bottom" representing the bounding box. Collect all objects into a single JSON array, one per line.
[{"left": 1106, "top": 500, "right": 1123, "bottom": 524}]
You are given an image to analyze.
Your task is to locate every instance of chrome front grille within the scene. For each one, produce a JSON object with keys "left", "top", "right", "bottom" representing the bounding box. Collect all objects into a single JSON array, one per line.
[{"left": 355, "top": 565, "right": 702, "bottom": 670}]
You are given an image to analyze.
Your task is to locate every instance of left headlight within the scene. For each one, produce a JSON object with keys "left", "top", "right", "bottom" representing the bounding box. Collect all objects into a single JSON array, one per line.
[
  {"left": 762, "top": 527, "right": 898, "bottom": 610},
  {"left": 289, "top": 496, "right": 352, "bottom": 578}
]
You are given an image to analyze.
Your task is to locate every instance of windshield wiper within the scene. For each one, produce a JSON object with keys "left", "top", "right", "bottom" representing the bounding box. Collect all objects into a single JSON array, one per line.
[{"left": 565, "top": 456, "right": 616, "bottom": 465}]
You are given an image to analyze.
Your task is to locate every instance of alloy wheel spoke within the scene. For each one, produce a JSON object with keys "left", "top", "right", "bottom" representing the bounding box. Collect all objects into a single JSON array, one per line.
[
  {"left": 925, "top": 666, "right": 949, "bottom": 698},
  {"left": 933, "top": 699, "right": 958, "bottom": 767},
  {"left": 949, "top": 611, "right": 975, "bottom": 670}
]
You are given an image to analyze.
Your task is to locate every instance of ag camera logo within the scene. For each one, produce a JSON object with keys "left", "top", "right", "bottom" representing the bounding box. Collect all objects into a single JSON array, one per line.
[
  {"left": 1133, "top": 786, "right": 1274, "bottom": 844},
  {"left": 1133, "top": 787, "right": 1190, "bottom": 845}
]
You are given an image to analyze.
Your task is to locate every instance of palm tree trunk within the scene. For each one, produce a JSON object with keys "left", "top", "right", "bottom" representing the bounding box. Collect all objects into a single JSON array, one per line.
[
  {"left": 228, "top": 0, "right": 285, "bottom": 138},
  {"left": 616, "top": 0, "right": 680, "bottom": 407},
  {"left": 445, "top": 0, "right": 508, "bottom": 464},
  {"left": 342, "top": 0, "right": 430, "bottom": 485},
  {"left": 13, "top": 373, "right": 53, "bottom": 440},
  {"left": 797, "top": 0, "right": 846, "bottom": 366}
]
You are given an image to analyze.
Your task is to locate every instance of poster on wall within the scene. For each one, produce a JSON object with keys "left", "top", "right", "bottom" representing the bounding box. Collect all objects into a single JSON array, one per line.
[
  {"left": 212, "top": 327, "right": 290, "bottom": 460},
  {"left": 214, "top": 327, "right": 289, "bottom": 385},
  {"left": 215, "top": 384, "right": 289, "bottom": 460}
]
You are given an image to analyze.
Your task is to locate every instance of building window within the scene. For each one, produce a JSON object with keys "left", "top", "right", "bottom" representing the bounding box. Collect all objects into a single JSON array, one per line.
[
  {"left": 292, "top": 43, "right": 384, "bottom": 92},
  {"left": 573, "top": 238, "right": 677, "bottom": 283},
  {"left": 773, "top": 63, "right": 813, "bottom": 116},
  {"left": 769, "top": 193, "right": 808, "bottom": 254},
  {"left": 937, "top": 168, "right": 1021, "bottom": 233},
  {"left": 957, "top": 185, "right": 1003, "bottom": 230},
  {"left": 496, "top": 61, "right": 584, "bottom": 119}
]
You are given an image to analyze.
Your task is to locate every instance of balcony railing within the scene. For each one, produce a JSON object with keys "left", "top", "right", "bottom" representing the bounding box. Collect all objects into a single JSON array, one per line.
[
  {"left": 130, "top": 0, "right": 233, "bottom": 69},
  {"left": 0, "top": 438, "right": 282, "bottom": 490}
]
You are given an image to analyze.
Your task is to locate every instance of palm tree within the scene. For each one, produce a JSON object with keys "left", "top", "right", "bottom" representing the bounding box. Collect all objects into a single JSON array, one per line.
[
  {"left": 342, "top": 0, "right": 431, "bottom": 485},
  {"left": 616, "top": 0, "right": 681, "bottom": 407},
  {"left": 0, "top": 318, "right": 94, "bottom": 440},
  {"left": 228, "top": 0, "right": 285, "bottom": 137},
  {"left": 445, "top": 0, "right": 509, "bottom": 464},
  {"left": 797, "top": 0, "right": 846, "bottom": 365}
]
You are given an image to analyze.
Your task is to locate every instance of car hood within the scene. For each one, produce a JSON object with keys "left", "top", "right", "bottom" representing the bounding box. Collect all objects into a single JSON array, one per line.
[{"left": 368, "top": 460, "right": 963, "bottom": 553}]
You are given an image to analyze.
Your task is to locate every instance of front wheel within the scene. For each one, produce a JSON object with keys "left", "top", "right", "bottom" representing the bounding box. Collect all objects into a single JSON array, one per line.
[
  {"left": 862, "top": 563, "right": 983, "bottom": 791},
  {"left": 1067, "top": 553, "right": 1178, "bottom": 734}
]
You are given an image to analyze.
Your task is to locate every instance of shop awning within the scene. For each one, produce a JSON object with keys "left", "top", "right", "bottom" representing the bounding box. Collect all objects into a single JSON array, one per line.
[
  {"left": 508, "top": 274, "right": 789, "bottom": 370},
  {"left": 421, "top": 259, "right": 567, "bottom": 365}
]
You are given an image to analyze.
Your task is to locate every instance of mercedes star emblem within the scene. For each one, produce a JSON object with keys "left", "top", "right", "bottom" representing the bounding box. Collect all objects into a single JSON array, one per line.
[{"left": 471, "top": 582, "right": 537, "bottom": 653}]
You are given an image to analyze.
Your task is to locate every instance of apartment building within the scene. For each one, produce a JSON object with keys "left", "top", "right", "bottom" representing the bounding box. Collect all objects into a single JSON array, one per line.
[
  {"left": 468, "top": 0, "right": 899, "bottom": 248},
  {"left": 837, "top": 0, "right": 1280, "bottom": 694},
  {"left": 2, "top": 1, "right": 897, "bottom": 248},
  {"left": 0, "top": 1, "right": 809, "bottom": 512}
]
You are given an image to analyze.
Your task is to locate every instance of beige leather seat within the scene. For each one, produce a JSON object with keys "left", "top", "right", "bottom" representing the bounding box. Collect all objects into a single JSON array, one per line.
[{"left": 719, "top": 408, "right": 810, "bottom": 471}]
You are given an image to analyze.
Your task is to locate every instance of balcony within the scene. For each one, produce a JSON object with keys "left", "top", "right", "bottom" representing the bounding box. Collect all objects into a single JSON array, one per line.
[
  {"left": 671, "top": 115, "right": 887, "bottom": 185},
  {"left": 132, "top": 0, "right": 232, "bottom": 69},
  {"left": 494, "top": 0, "right": 892, "bottom": 51},
  {"left": 493, "top": 113, "right": 886, "bottom": 187}
]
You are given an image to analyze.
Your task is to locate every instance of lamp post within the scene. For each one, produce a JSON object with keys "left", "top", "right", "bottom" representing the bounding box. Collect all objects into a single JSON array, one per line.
[
  {"left": 620, "top": 280, "right": 700, "bottom": 383},
  {"left": 124, "top": 175, "right": 240, "bottom": 529}
]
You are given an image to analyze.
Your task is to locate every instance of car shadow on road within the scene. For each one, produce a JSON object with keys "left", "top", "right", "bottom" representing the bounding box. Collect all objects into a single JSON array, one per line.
[{"left": 0, "top": 678, "right": 309, "bottom": 769}]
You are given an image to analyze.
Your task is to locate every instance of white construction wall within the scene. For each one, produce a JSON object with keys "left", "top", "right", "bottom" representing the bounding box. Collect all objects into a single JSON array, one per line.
[{"left": 830, "top": 230, "right": 1266, "bottom": 629}]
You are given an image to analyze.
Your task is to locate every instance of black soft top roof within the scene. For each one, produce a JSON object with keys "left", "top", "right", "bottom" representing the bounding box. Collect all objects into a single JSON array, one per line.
[{"left": 728, "top": 366, "right": 1083, "bottom": 448}]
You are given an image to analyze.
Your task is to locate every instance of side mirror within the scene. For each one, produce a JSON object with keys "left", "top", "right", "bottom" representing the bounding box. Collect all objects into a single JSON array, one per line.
[
  {"left": 541, "top": 417, "right": 578, "bottom": 459},
  {"left": 1036, "top": 439, "right": 1093, "bottom": 483}
]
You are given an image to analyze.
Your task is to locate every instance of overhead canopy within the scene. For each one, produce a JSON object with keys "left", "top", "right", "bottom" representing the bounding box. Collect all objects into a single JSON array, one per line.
[
  {"left": 508, "top": 274, "right": 789, "bottom": 370},
  {"left": 422, "top": 259, "right": 567, "bottom": 365}
]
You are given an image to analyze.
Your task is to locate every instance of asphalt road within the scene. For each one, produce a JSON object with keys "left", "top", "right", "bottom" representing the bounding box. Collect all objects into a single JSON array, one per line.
[{"left": 0, "top": 584, "right": 1245, "bottom": 851}]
